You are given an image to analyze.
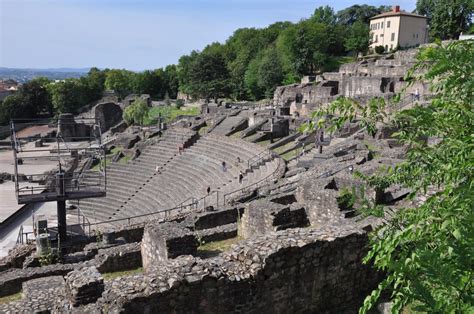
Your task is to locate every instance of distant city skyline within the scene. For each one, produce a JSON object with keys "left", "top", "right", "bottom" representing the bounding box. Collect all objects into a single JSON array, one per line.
[{"left": 0, "top": 0, "right": 416, "bottom": 71}]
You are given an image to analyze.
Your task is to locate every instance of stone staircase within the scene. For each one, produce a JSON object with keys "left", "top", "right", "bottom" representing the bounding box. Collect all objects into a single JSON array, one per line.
[
  {"left": 210, "top": 116, "right": 247, "bottom": 136},
  {"left": 77, "top": 131, "right": 283, "bottom": 226}
]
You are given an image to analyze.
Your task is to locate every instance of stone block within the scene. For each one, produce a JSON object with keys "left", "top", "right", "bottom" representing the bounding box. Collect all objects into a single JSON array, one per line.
[
  {"left": 141, "top": 222, "right": 198, "bottom": 271},
  {"left": 65, "top": 266, "right": 104, "bottom": 307}
]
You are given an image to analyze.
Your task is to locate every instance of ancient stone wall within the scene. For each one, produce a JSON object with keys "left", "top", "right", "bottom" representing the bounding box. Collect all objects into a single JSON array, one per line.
[
  {"left": 82, "top": 226, "right": 382, "bottom": 313},
  {"left": 241, "top": 199, "right": 309, "bottom": 238},
  {"left": 273, "top": 47, "right": 431, "bottom": 117},
  {"left": 93, "top": 243, "right": 142, "bottom": 273},
  {"left": 141, "top": 222, "right": 198, "bottom": 271},
  {"left": 94, "top": 102, "right": 123, "bottom": 133}
]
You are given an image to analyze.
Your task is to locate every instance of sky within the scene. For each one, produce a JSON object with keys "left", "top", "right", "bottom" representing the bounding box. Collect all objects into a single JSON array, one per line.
[{"left": 0, "top": 0, "right": 416, "bottom": 71}]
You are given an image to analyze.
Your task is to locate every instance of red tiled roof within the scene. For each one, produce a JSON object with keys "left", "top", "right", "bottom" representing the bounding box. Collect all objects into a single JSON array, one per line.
[{"left": 370, "top": 11, "right": 427, "bottom": 20}]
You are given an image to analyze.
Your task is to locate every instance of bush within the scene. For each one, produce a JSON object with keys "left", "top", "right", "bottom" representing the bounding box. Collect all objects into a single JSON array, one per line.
[
  {"left": 175, "top": 99, "right": 185, "bottom": 109},
  {"left": 336, "top": 187, "right": 356, "bottom": 211},
  {"left": 374, "top": 45, "right": 385, "bottom": 54},
  {"left": 123, "top": 98, "right": 149, "bottom": 126}
]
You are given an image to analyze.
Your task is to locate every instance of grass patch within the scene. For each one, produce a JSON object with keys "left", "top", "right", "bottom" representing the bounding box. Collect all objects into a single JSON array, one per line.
[
  {"left": 256, "top": 139, "right": 271, "bottom": 147},
  {"left": 197, "top": 237, "right": 241, "bottom": 258},
  {"left": 145, "top": 105, "right": 200, "bottom": 125},
  {"left": 280, "top": 149, "right": 299, "bottom": 161},
  {"left": 324, "top": 55, "right": 355, "bottom": 72},
  {"left": 230, "top": 130, "right": 243, "bottom": 138},
  {"left": 118, "top": 155, "right": 132, "bottom": 164},
  {"left": 91, "top": 146, "right": 125, "bottom": 170},
  {"left": 102, "top": 267, "right": 143, "bottom": 281},
  {"left": 0, "top": 292, "right": 21, "bottom": 304},
  {"left": 198, "top": 125, "right": 210, "bottom": 135},
  {"left": 273, "top": 141, "right": 296, "bottom": 154}
]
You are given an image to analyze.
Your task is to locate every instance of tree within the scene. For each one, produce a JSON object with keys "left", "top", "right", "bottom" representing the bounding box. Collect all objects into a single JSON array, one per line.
[
  {"left": 123, "top": 98, "right": 149, "bottom": 126},
  {"left": 187, "top": 43, "right": 230, "bottom": 101},
  {"left": 336, "top": 5, "right": 389, "bottom": 25},
  {"left": 84, "top": 67, "right": 106, "bottom": 101},
  {"left": 177, "top": 51, "right": 199, "bottom": 98},
  {"left": 258, "top": 48, "right": 284, "bottom": 98},
  {"left": 417, "top": 0, "right": 473, "bottom": 39},
  {"left": 105, "top": 69, "right": 134, "bottom": 98},
  {"left": 48, "top": 79, "right": 83, "bottom": 114},
  {"left": 0, "top": 94, "right": 30, "bottom": 124},
  {"left": 277, "top": 20, "right": 330, "bottom": 77},
  {"left": 303, "top": 40, "right": 474, "bottom": 313},
  {"left": 312, "top": 5, "right": 337, "bottom": 25},
  {"left": 132, "top": 70, "right": 164, "bottom": 98},
  {"left": 18, "top": 77, "right": 52, "bottom": 116},
  {"left": 344, "top": 21, "right": 371, "bottom": 56},
  {"left": 164, "top": 65, "right": 179, "bottom": 99}
]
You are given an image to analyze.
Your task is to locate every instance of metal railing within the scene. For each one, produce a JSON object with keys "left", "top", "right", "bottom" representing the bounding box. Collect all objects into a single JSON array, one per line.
[
  {"left": 223, "top": 157, "right": 283, "bottom": 204},
  {"left": 16, "top": 225, "right": 35, "bottom": 245}
]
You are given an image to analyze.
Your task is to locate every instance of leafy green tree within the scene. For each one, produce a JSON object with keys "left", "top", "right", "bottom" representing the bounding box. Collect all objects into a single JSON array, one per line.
[
  {"left": 105, "top": 69, "right": 134, "bottom": 98},
  {"left": 164, "top": 65, "right": 179, "bottom": 99},
  {"left": 187, "top": 43, "right": 230, "bottom": 101},
  {"left": 177, "top": 51, "right": 199, "bottom": 98},
  {"left": 84, "top": 67, "right": 106, "bottom": 101},
  {"left": 303, "top": 40, "right": 474, "bottom": 313},
  {"left": 123, "top": 98, "right": 149, "bottom": 125},
  {"left": 258, "top": 48, "right": 284, "bottom": 98},
  {"left": 336, "top": 5, "right": 389, "bottom": 25},
  {"left": 312, "top": 5, "right": 337, "bottom": 25},
  {"left": 344, "top": 21, "right": 371, "bottom": 56},
  {"left": 244, "top": 54, "right": 264, "bottom": 100},
  {"left": 132, "top": 70, "right": 164, "bottom": 98},
  {"left": 417, "top": 0, "right": 473, "bottom": 39},
  {"left": 48, "top": 79, "right": 83, "bottom": 114},
  {"left": 226, "top": 27, "right": 267, "bottom": 99},
  {"left": 19, "top": 77, "right": 53, "bottom": 116},
  {"left": 277, "top": 20, "right": 329, "bottom": 77},
  {"left": 0, "top": 94, "right": 30, "bottom": 124}
]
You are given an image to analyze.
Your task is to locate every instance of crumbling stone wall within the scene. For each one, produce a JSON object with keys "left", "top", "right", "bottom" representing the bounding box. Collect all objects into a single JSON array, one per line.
[
  {"left": 141, "top": 222, "right": 198, "bottom": 271},
  {"left": 93, "top": 242, "right": 142, "bottom": 273},
  {"left": 94, "top": 102, "right": 123, "bottom": 133},
  {"left": 80, "top": 226, "right": 382, "bottom": 313},
  {"left": 241, "top": 199, "right": 309, "bottom": 238}
]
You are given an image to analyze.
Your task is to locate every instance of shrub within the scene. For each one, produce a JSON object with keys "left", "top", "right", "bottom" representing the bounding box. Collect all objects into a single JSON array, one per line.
[{"left": 374, "top": 45, "right": 385, "bottom": 54}]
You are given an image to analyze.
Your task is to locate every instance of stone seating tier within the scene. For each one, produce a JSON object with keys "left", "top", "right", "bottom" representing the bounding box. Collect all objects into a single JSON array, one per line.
[{"left": 79, "top": 133, "right": 282, "bottom": 225}]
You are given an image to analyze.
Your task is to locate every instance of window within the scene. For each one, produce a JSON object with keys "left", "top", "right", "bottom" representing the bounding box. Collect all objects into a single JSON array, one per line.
[
  {"left": 413, "top": 33, "right": 416, "bottom": 38},
  {"left": 387, "top": 21, "right": 391, "bottom": 28},
  {"left": 375, "top": 35, "right": 378, "bottom": 42},
  {"left": 381, "top": 22, "right": 384, "bottom": 28},
  {"left": 416, "top": 33, "right": 419, "bottom": 38},
  {"left": 377, "top": 23, "right": 380, "bottom": 29},
  {"left": 390, "top": 44, "right": 393, "bottom": 50},
  {"left": 391, "top": 33, "right": 395, "bottom": 41}
]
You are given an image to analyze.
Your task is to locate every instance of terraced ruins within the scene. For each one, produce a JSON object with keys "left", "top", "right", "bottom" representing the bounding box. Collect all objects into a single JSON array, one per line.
[{"left": 0, "top": 47, "right": 436, "bottom": 313}]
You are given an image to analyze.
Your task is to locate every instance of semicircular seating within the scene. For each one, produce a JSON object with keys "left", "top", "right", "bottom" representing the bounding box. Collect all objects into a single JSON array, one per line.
[{"left": 78, "top": 128, "right": 283, "bottom": 226}]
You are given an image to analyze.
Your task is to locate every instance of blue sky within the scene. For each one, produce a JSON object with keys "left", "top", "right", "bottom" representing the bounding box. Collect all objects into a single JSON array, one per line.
[{"left": 0, "top": 0, "right": 416, "bottom": 70}]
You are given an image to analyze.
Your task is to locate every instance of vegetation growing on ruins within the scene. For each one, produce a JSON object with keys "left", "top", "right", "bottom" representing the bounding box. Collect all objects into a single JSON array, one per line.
[
  {"left": 0, "top": 293, "right": 21, "bottom": 305},
  {"left": 123, "top": 98, "right": 149, "bottom": 126},
  {"left": 101, "top": 267, "right": 143, "bottom": 281},
  {"left": 145, "top": 105, "right": 199, "bottom": 126},
  {"left": 197, "top": 237, "right": 241, "bottom": 258},
  {"left": 303, "top": 40, "right": 473, "bottom": 313}
]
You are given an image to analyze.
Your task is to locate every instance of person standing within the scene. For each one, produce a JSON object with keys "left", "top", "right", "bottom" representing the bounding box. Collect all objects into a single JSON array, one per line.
[{"left": 239, "top": 171, "right": 244, "bottom": 184}]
